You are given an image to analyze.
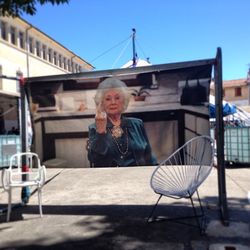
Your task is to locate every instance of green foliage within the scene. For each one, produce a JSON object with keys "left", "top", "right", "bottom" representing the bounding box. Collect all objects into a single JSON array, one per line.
[{"left": 0, "top": 0, "right": 69, "bottom": 17}]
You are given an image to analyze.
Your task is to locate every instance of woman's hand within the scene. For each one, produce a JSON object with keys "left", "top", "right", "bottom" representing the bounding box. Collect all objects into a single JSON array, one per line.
[{"left": 95, "top": 103, "right": 107, "bottom": 134}]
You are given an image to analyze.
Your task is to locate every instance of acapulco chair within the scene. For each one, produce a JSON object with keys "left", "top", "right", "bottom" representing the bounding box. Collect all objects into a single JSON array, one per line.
[{"left": 147, "top": 135, "right": 214, "bottom": 234}]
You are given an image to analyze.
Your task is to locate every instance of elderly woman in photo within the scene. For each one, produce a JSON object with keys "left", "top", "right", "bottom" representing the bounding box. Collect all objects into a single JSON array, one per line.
[{"left": 87, "top": 77, "right": 157, "bottom": 167}]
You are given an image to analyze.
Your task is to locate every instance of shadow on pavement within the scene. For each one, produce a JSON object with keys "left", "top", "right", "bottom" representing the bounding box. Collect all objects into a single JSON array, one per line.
[{"left": 0, "top": 196, "right": 249, "bottom": 249}]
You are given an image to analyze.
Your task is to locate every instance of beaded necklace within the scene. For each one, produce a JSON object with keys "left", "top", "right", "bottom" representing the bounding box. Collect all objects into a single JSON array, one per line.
[{"left": 108, "top": 126, "right": 129, "bottom": 157}]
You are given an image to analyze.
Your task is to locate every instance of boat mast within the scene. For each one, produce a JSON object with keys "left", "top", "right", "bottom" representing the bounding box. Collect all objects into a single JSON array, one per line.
[{"left": 132, "top": 28, "right": 137, "bottom": 67}]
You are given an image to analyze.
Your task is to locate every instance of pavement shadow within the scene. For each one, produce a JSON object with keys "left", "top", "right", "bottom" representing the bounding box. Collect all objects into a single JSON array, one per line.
[
  {"left": 0, "top": 196, "right": 249, "bottom": 249},
  {"left": 0, "top": 204, "right": 209, "bottom": 249}
]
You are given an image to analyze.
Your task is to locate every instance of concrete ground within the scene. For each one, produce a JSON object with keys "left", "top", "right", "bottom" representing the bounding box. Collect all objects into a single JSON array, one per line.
[{"left": 0, "top": 166, "right": 249, "bottom": 250}]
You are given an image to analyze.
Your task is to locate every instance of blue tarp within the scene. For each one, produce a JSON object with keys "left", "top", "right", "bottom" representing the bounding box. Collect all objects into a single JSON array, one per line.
[{"left": 209, "top": 95, "right": 237, "bottom": 118}]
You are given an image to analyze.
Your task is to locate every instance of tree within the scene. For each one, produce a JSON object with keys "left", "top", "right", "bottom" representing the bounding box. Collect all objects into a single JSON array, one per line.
[{"left": 0, "top": 0, "right": 70, "bottom": 17}]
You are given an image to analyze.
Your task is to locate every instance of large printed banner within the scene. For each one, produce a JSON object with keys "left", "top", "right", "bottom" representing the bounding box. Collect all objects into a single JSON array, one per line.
[{"left": 27, "top": 63, "right": 213, "bottom": 167}]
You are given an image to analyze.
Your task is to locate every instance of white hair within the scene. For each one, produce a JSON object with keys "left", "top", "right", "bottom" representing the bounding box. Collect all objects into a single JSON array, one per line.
[{"left": 94, "top": 77, "right": 130, "bottom": 111}]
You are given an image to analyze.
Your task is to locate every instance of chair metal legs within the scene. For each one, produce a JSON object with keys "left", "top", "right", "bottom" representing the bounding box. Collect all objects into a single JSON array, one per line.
[
  {"left": 189, "top": 190, "right": 206, "bottom": 234},
  {"left": 147, "top": 190, "right": 207, "bottom": 235},
  {"left": 7, "top": 189, "right": 12, "bottom": 222},
  {"left": 38, "top": 188, "right": 43, "bottom": 218},
  {"left": 147, "top": 194, "right": 162, "bottom": 223}
]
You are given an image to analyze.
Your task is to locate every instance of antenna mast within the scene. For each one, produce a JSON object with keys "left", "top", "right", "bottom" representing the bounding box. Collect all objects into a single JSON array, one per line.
[{"left": 132, "top": 28, "right": 137, "bottom": 67}]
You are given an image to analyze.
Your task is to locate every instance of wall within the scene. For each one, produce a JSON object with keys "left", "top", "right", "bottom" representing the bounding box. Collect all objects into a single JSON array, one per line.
[{"left": 224, "top": 85, "right": 248, "bottom": 102}]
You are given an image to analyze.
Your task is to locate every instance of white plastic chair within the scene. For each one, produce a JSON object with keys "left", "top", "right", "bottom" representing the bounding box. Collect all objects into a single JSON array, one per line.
[
  {"left": 1, "top": 152, "right": 46, "bottom": 222},
  {"left": 147, "top": 135, "right": 214, "bottom": 234}
]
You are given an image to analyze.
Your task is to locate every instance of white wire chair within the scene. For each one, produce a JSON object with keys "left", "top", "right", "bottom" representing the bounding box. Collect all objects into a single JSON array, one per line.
[
  {"left": 1, "top": 152, "right": 46, "bottom": 222},
  {"left": 147, "top": 135, "right": 214, "bottom": 234}
]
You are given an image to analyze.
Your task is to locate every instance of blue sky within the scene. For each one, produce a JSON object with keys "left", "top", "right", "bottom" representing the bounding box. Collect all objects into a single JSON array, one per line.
[{"left": 22, "top": 0, "right": 250, "bottom": 80}]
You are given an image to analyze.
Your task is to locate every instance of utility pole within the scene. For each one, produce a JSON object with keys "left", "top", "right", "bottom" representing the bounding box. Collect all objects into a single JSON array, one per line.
[{"left": 215, "top": 47, "right": 229, "bottom": 225}]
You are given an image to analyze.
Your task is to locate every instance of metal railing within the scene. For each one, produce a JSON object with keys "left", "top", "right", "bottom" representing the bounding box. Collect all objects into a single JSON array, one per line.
[{"left": 211, "top": 127, "right": 250, "bottom": 165}]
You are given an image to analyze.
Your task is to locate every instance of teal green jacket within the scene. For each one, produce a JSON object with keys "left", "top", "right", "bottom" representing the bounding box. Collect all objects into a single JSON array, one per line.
[{"left": 88, "top": 117, "right": 157, "bottom": 167}]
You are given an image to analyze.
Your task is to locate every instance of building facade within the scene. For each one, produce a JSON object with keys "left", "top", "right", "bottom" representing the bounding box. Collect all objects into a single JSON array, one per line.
[
  {"left": 211, "top": 78, "right": 250, "bottom": 111},
  {"left": 0, "top": 16, "right": 93, "bottom": 164},
  {"left": 222, "top": 79, "right": 249, "bottom": 106},
  {"left": 0, "top": 16, "right": 93, "bottom": 95}
]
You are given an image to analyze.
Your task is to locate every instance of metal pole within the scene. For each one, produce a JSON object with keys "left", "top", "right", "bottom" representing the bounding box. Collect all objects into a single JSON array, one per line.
[
  {"left": 214, "top": 47, "right": 229, "bottom": 225},
  {"left": 19, "top": 73, "right": 27, "bottom": 154},
  {"left": 17, "top": 71, "right": 30, "bottom": 204},
  {"left": 132, "top": 28, "right": 137, "bottom": 67}
]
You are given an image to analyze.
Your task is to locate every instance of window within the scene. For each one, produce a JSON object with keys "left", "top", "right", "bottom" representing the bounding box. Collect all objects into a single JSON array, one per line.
[
  {"left": 77, "top": 65, "right": 80, "bottom": 73},
  {"left": 68, "top": 59, "right": 71, "bottom": 72},
  {"left": 53, "top": 51, "right": 57, "bottom": 65},
  {"left": 10, "top": 26, "right": 16, "bottom": 45},
  {"left": 79, "top": 66, "right": 82, "bottom": 72},
  {"left": 235, "top": 87, "right": 242, "bottom": 97},
  {"left": 29, "top": 37, "right": 34, "bottom": 53},
  {"left": 63, "top": 57, "right": 67, "bottom": 70},
  {"left": 36, "top": 41, "right": 41, "bottom": 57},
  {"left": 75, "top": 64, "right": 78, "bottom": 73},
  {"left": 48, "top": 48, "right": 53, "bottom": 63},
  {"left": 1, "top": 21, "right": 7, "bottom": 41},
  {"left": 58, "top": 54, "right": 62, "bottom": 67},
  {"left": 19, "top": 31, "right": 25, "bottom": 49},
  {"left": 42, "top": 45, "right": 47, "bottom": 60}
]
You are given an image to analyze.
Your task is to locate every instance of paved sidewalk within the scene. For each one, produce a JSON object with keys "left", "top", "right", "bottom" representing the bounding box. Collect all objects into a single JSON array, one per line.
[{"left": 0, "top": 166, "right": 249, "bottom": 250}]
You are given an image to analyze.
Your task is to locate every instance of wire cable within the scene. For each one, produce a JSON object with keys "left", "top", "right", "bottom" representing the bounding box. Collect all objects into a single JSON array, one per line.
[
  {"left": 111, "top": 38, "right": 131, "bottom": 69},
  {"left": 135, "top": 38, "right": 148, "bottom": 60},
  {"left": 90, "top": 35, "right": 131, "bottom": 64}
]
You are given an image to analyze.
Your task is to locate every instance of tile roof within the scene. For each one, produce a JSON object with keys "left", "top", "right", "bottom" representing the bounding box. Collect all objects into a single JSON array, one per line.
[{"left": 223, "top": 78, "right": 247, "bottom": 87}]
